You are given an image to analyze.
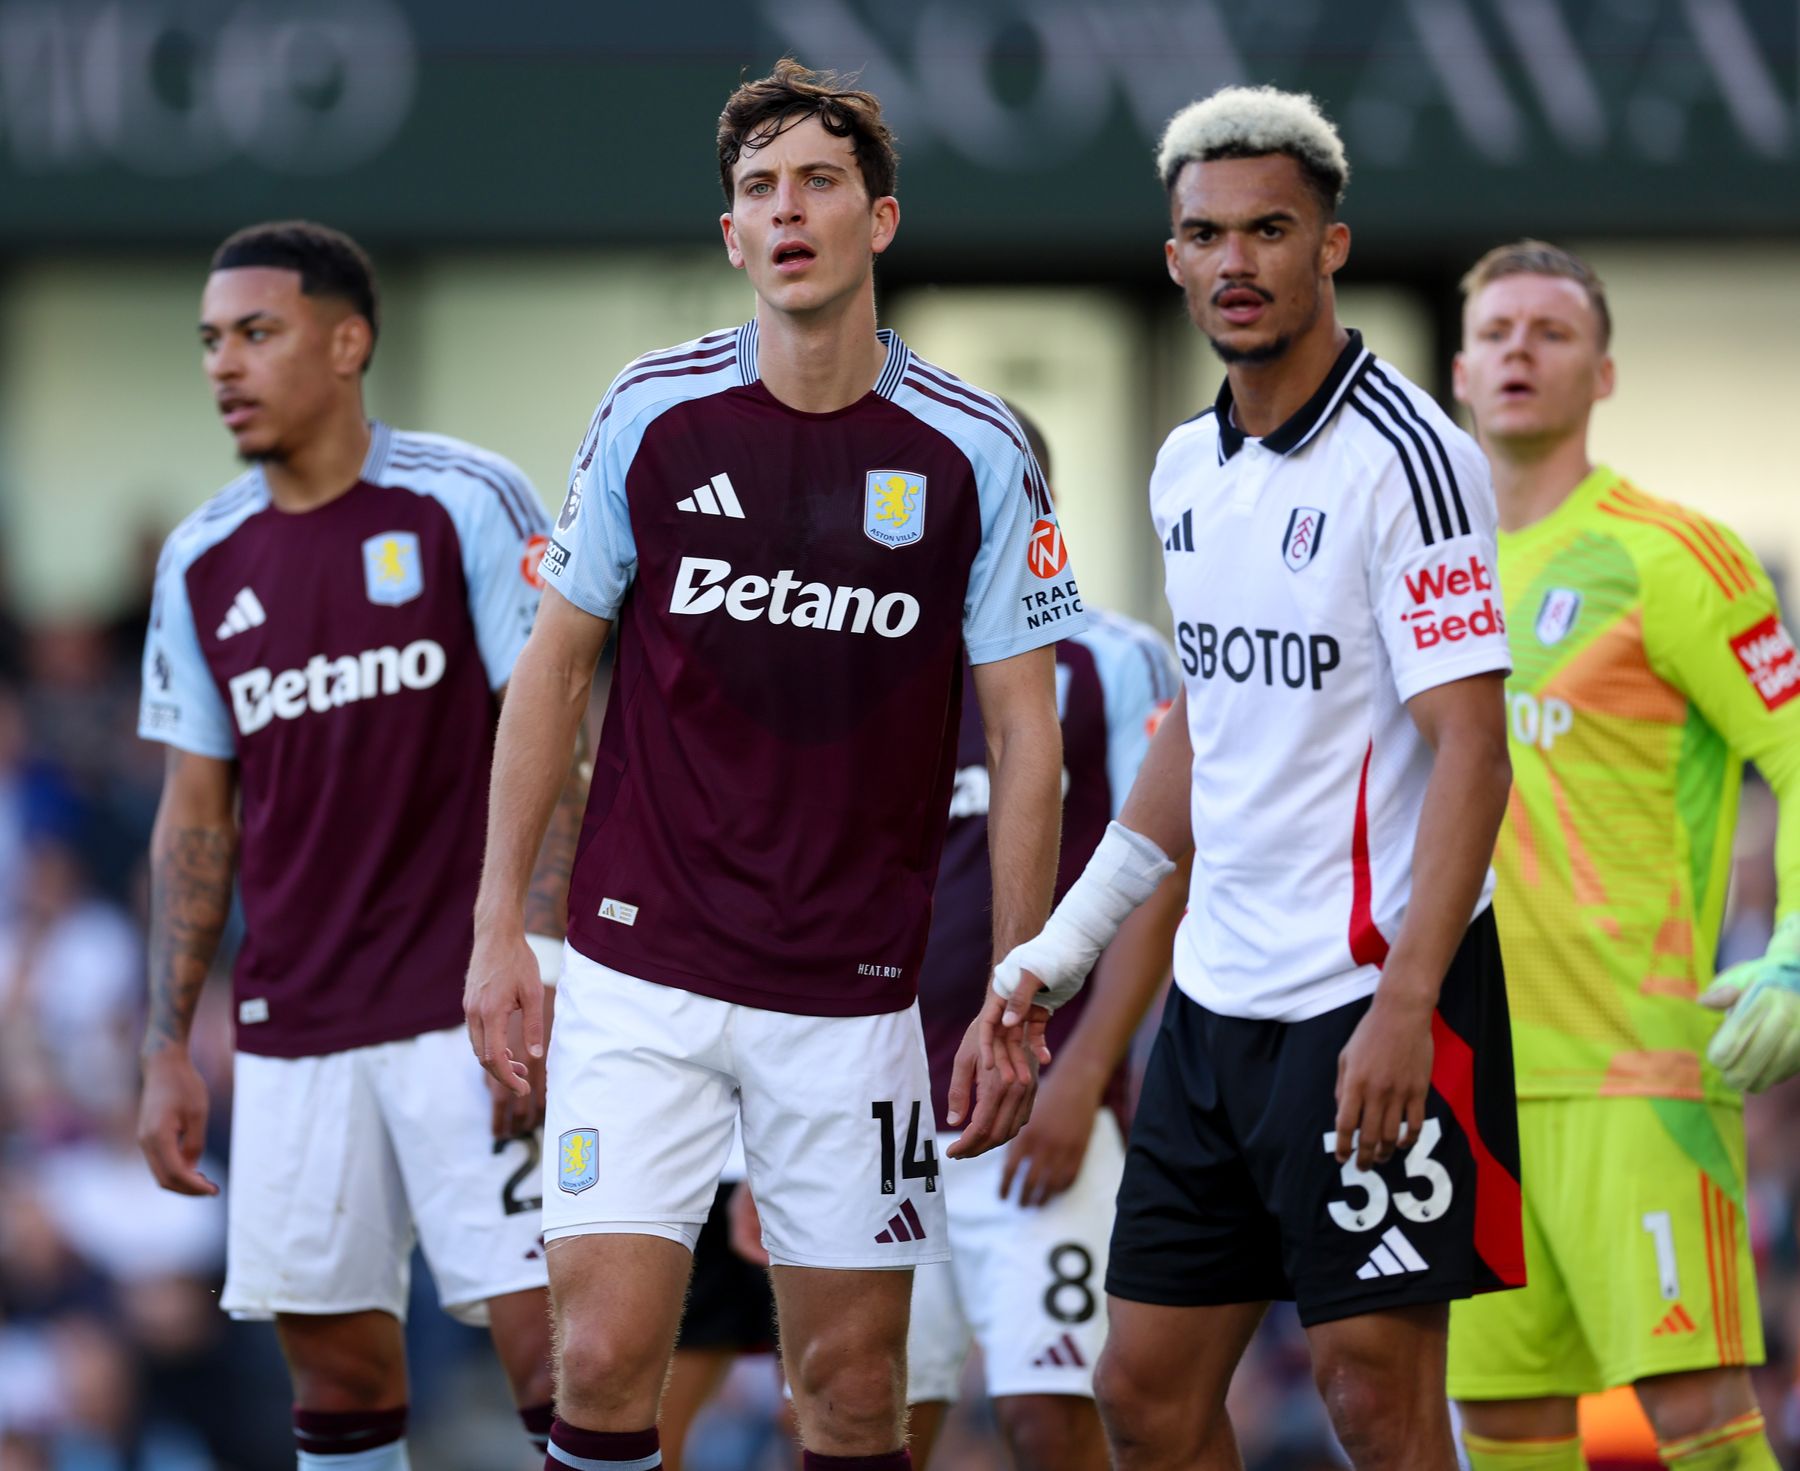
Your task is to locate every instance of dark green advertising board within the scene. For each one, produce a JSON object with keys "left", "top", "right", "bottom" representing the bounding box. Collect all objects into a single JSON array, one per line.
[{"left": 0, "top": 0, "right": 1795, "bottom": 257}]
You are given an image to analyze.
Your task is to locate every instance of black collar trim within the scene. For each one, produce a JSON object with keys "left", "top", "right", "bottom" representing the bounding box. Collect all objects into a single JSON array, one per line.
[{"left": 1215, "top": 329, "right": 1368, "bottom": 461}]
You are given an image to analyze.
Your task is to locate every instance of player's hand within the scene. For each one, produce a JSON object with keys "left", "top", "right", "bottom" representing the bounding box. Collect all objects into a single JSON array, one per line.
[
  {"left": 1000, "top": 1064, "right": 1101, "bottom": 1207},
  {"left": 464, "top": 928, "right": 544, "bottom": 1099},
  {"left": 1335, "top": 990, "right": 1435, "bottom": 1169},
  {"left": 727, "top": 1181, "right": 769, "bottom": 1267},
  {"left": 136, "top": 1049, "right": 219, "bottom": 1197},
  {"left": 946, "top": 1002, "right": 1042, "bottom": 1160},
  {"left": 1701, "top": 915, "right": 1800, "bottom": 1093}
]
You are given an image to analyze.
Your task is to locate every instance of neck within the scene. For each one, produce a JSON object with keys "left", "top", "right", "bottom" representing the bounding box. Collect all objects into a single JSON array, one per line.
[
  {"left": 753, "top": 282, "right": 886, "bottom": 414},
  {"left": 1483, "top": 427, "right": 1593, "bottom": 534},
  {"left": 261, "top": 404, "right": 372, "bottom": 512},
  {"left": 1225, "top": 318, "right": 1349, "bottom": 438}
]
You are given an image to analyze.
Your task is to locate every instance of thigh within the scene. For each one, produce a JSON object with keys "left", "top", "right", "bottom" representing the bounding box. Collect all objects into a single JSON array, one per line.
[
  {"left": 1106, "top": 991, "right": 1289, "bottom": 1309},
  {"left": 223, "top": 1047, "right": 412, "bottom": 1322},
  {"left": 1101, "top": 1296, "right": 1267, "bottom": 1420},
  {"left": 963, "top": 1112, "right": 1124, "bottom": 1402},
  {"left": 378, "top": 1027, "right": 549, "bottom": 1326},
  {"left": 543, "top": 951, "right": 739, "bottom": 1247},
  {"left": 736, "top": 1001, "right": 947, "bottom": 1270},
  {"left": 547, "top": 1230, "right": 695, "bottom": 1368},
  {"left": 1270, "top": 911, "right": 1525, "bottom": 1328},
  {"left": 1552, "top": 1098, "right": 1764, "bottom": 1388}
]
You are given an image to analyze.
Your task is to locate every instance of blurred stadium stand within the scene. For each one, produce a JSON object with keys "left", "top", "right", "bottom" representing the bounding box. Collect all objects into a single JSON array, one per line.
[{"left": 0, "top": 2, "right": 1794, "bottom": 1467}]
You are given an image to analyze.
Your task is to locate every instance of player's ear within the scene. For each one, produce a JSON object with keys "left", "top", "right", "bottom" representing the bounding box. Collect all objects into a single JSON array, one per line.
[
  {"left": 1320, "top": 219, "right": 1351, "bottom": 278},
  {"left": 1164, "top": 237, "right": 1182, "bottom": 287},
  {"left": 720, "top": 213, "right": 746, "bottom": 271},
  {"left": 331, "top": 314, "right": 373, "bottom": 379},
  {"left": 869, "top": 195, "right": 899, "bottom": 258},
  {"left": 1595, "top": 352, "right": 1616, "bottom": 403},
  {"left": 1450, "top": 351, "right": 1471, "bottom": 407}
]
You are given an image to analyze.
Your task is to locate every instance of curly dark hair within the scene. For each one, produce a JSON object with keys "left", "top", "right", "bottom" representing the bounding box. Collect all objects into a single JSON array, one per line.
[
  {"left": 717, "top": 58, "right": 898, "bottom": 205},
  {"left": 210, "top": 220, "right": 380, "bottom": 372}
]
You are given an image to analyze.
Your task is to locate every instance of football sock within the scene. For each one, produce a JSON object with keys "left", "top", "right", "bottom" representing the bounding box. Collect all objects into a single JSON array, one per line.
[
  {"left": 545, "top": 1420, "right": 661, "bottom": 1469},
  {"left": 293, "top": 1407, "right": 409, "bottom": 1470},
  {"left": 1462, "top": 1430, "right": 1584, "bottom": 1471},
  {"left": 519, "top": 1403, "right": 555, "bottom": 1456},
  {"left": 799, "top": 1453, "right": 911, "bottom": 1470},
  {"left": 1657, "top": 1411, "right": 1780, "bottom": 1471}
]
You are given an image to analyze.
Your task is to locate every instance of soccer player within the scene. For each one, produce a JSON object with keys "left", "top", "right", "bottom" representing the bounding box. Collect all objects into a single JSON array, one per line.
[
  {"left": 1446, "top": 241, "right": 1800, "bottom": 1471},
  {"left": 988, "top": 87, "right": 1526, "bottom": 1469},
  {"left": 135, "top": 221, "right": 581, "bottom": 1470},
  {"left": 463, "top": 61, "right": 1076, "bottom": 1471},
  {"left": 906, "top": 404, "right": 1187, "bottom": 1471}
]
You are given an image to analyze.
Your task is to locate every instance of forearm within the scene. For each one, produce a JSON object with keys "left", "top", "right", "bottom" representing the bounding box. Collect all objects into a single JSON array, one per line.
[
  {"left": 1050, "top": 863, "right": 1188, "bottom": 1093},
  {"left": 1758, "top": 747, "right": 1800, "bottom": 924},
  {"left": 144, "top": 812, "right": 236, "bottom": 1057},
  {"left": 986, "top": 716, "right": 1064, "bottom": 961},
  {"left": 1381, "top": 730, "right": 1511, "bottom": 1007},
  {"left": 1116, "top": 689, "right": 1194, "bottom": 862},
  {"left": 476, "top": 631, "right": 595, "bottom": 937},
  {"left": 522, "top": 723, "right": 592, "bottom": 939}
]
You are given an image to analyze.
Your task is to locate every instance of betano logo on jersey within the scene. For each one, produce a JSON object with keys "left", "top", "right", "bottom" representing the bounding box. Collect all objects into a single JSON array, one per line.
[
  {"left": 228, "top": 640, "right": 447, "bottom": 736},
  {"left": 668, "top": 556, "right": 920, "bottom": 638},
  {"left": 362, "top": 532, "right": 424, "bottom": 607},
  {"left": 1397, "top": 554, "right": 1505, "bottom": 650},
  {"left": 1730, "top": 614, "right": 1800, "bottom": 711},
  {"left": 864, "top": 470, "right": 926, "bottom": 549}
]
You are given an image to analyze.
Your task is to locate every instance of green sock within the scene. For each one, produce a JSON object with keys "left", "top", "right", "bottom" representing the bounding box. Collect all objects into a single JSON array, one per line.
[
  {"left": 1463, "top": 1429, "right": 1585, "bottom": 1471},
  {"left": 1657, "top": 1410, "right": 1780, "bottom": 1470}
]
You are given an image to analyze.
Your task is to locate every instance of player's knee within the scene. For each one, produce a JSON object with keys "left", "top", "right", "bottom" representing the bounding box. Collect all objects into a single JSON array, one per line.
[
  {"left": 552, "top": 1317, "right": 661, "bottom": 1417},
  {"left": 790, "top": 1334, "right": 903, "bottom": 1436},
  {"left": 994, "top": 1395, "right": 1103, "bottom": 1470},
  {"left": 1636, "top": 1367, "right": 1760, "bottom": 1445},
  {"left": 1094, "top": 1340, "right": 1209, "bottom": 1451},
  {"left": 1313, "top": 1352, "right": 1425, "bottom": 1467},
  {"left": 281, "top": 1321, "right": 406, "bottom": 1411}
]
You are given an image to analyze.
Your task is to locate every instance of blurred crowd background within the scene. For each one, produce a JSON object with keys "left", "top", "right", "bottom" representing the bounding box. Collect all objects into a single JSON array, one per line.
[{"left": 1, "top": 1, "right": 1796, "bottom": 1467}]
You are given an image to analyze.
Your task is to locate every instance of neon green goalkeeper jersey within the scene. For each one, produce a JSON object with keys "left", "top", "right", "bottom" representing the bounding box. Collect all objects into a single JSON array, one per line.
[{"left": 1496, "top": 465, "right": 1800, "bottom": 1104}]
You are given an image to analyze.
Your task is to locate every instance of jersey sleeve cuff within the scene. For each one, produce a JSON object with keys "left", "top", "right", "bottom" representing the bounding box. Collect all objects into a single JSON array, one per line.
[
  {"left": 966, "top": 608, "right": 1089, "bottom": 666},
  {"left": 1392, "top": 648, "right": 1512, "bottom": 706},
  {"left": 136, "top": 722, "right": 235, "bottom": 760}
]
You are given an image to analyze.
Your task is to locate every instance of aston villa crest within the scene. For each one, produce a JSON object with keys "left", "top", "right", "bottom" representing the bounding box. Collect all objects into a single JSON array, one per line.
[
  {"left": 864, "top": 469, "right": 926, "bottom": 549},
  {"left": 558, "top": 1127, "right": 598, "bottom": 1194},
  {"left": 361, "top": 531, "right": 424, "bottom": 606},
  {"left": 1535, "top": 588, "right": 1582, "bottom": 646}
]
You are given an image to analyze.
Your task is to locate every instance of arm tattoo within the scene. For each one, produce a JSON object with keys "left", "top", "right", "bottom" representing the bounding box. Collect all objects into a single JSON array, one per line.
[
  {"left": 144, "top": 825, "right": 236, "bottom": 1056},
  {"left": 524, "top": 726, "right": 590, "bottom": 938}
]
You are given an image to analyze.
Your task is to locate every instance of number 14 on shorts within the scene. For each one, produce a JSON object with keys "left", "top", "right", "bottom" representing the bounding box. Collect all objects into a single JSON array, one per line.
[{"left": 872, "top": 1101, "right": 939, "bottom": 1194}]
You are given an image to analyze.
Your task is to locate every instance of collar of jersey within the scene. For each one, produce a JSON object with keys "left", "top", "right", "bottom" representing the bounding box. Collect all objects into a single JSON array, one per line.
[
  {"left": 1496, "top": 463, "right": 1621, "bottom": 550},
  {"left": 1213, "top": 328, "right": 1367, "bottom": 462},
  {"left": 736, "top": 321, "right": 912, "bottom": 402}
]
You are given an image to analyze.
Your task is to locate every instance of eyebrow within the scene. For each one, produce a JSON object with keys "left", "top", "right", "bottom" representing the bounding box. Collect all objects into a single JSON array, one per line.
[
  {"left": 1179, "top": 209, "right": 1300, "bottom": 233},
  {"left": 737, "top": 160, "right": 851, "bottom": 186},
  {"left": 198, "top": 310, "right": 280, "bottom": 334}
]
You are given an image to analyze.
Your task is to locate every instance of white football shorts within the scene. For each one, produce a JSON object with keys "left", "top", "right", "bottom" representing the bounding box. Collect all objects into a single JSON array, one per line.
[
  {"left": 222, "top": 1025, "right": 549, "bottom": 1326},
  {"left": 543, "top": 947, "right": 948, "bottom": 1270},
  {"left": 907, "top": 1109, "right": 1125, "bottom": 1403}
]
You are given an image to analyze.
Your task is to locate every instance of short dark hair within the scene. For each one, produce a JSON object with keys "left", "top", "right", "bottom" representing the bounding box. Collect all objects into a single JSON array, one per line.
[
  {"left": 717, "top": 58, "right": 898, "bottom": 205},
  {"left": 210, "top": 220, "right": 380, "bottom": 372},
  {"left": 1001, "top": 398, "right": 1053, "bottom": 482},
  {"left": 1461, "top": 239, "right": 1612, "bottom": 350}
]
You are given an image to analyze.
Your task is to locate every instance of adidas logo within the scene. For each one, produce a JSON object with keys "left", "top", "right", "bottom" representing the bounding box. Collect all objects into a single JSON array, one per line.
[
  {"left": 216, "top": 587, "right": 267, "bottom": 640},
  {"left": 1031, "top": 1332, "right": 1087, "bottom": 1370},
  {"left": 677, "top": 473, "right": 746, "bottom": 519},
  {"left": 1354, "top": 1225, "right": 1429, "bottom": 1280},
  {"left": 1652, "top": 1303, "right": 1697, "bottom": 1337},
  {"left": 874, "top": 1200, "right": 927, "bottom": 1244},
  {"left": 1163, "top": 508, "right": 1194, "bottom": 553}
]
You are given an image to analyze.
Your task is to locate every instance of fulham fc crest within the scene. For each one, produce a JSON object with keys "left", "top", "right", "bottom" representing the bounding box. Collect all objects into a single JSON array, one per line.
[
  {"left": 865, "top": 470, "right": 927, "bottom": 549},
  {"left": 1535, "top": 588, "right": 1583, "bottom": 646},
  {"left": 1282, "top": 507, "right": 1326, "bottom": 571}
]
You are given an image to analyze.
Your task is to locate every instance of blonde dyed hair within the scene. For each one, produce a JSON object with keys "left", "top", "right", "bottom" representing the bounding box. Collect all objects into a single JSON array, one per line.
[{"left": 1155, "top": 86, "right": 1348, "bottom": 212}]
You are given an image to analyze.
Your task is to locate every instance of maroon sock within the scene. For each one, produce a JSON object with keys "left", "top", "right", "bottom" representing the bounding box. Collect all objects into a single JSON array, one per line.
[
  {"left": 800, "top": 1453, "right": 910, "bottom": 1470},
  {"left": 546, "top": 1419, "right": 660, "bottom": 1469},
  {"left": 293, "top": 1406, "right": 408, "bottom": 1458},
  {"left": 518, "top": 1402, "right": 554, "bottom": 1455}
]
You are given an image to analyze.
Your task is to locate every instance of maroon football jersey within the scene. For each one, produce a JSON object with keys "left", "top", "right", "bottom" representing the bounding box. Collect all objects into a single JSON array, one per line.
[
  {"left": 917, "top": 615, "right": 1178, "bottom": 1128},
  {"left": 543, "top": 324, "right": 1086, "bottom": 1016},
  {"left": 139, "top": 425, "right": 548, "bottom": 1057}
]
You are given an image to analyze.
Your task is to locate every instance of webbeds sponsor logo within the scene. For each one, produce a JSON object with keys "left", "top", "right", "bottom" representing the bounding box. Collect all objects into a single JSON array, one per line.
[
  {"left": 1398, "top": 555, "right": 1505, "bottom": 650},
  {"left": 1730, "top": 614, "right": 1800, "bottom": 712},
  {"left": 228, "top": 639, "right": 447, "bottom": 736},
  {"left": 667, "top": 556, "right": 920, "bottom": 638}
]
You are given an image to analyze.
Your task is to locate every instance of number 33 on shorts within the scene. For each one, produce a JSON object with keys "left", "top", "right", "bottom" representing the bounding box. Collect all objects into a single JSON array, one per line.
[{"left": 1320, "top": 1119, "right": 1454, "bottom": 1232}]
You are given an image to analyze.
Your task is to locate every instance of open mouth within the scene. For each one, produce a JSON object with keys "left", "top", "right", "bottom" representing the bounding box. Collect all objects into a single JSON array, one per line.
[
  {"left": 217, "top": 394, "right": 259, "bottom": 429},
  {"left": 1214, "top": 286, "right": 1271, "bottom": 325},
  {"left": 772, "top": 241, "right": 816, "bottom": 271},
  {"left": 1498, "top": 378, "right": 1536, "bottom": 400}
]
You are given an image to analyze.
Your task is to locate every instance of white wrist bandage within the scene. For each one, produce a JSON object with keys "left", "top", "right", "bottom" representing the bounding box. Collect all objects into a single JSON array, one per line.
[
  {"left": 991, "top": 821, "right": 1176, "bottom": 1014},
  {"left": 525, "top": 934, "right": 564, "bottom": 988}
]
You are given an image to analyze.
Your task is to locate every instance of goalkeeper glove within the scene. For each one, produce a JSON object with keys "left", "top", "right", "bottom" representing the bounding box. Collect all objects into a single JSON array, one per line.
[
  {"left": 1700, "top": 914, "right": 1800, "bottom": 1093},
  {"left": 991, "top": 821, "right": 1176, "bottom": 1016}
]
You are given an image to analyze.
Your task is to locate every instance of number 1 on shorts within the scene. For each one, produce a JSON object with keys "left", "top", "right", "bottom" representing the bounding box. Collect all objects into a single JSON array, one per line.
[{"left": 1641, "top": 1209, "right": 1680, "bottom": 1300}]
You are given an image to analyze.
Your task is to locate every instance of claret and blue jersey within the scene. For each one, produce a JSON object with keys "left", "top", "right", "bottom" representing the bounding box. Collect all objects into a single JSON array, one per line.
[{"left": 543, "top": 321, "right": 1084, "bottom": 1017}]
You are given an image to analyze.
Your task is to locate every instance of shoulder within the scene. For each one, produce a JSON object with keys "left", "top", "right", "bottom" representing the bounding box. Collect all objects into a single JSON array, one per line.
[
  {"left": 377, "top": 427, "right": 544, "bottom": 533},
  {"left": 157, "top": 470, "right": 269, "bottom": 582},
  {"left": 1151, "top": 408, "right": 1221, "bottom": 483},
  {"left": 888, "top": 348, "right": 1051, "bottom": 506},
  {"left": 595, "top": 326, "right": 749, "bottom": 443},
  {"left": 1594, "top": 474, "right": 1764, "bottom": 601},
  {"left": 1335, "top": 356, "right": 1488, "bottom": 541}
]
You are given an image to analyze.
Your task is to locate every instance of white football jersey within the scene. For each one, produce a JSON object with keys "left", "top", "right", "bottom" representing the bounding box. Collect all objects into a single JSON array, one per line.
[{"left": 1153, "top": 332, "right": 1509, "bottom": 1021}]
